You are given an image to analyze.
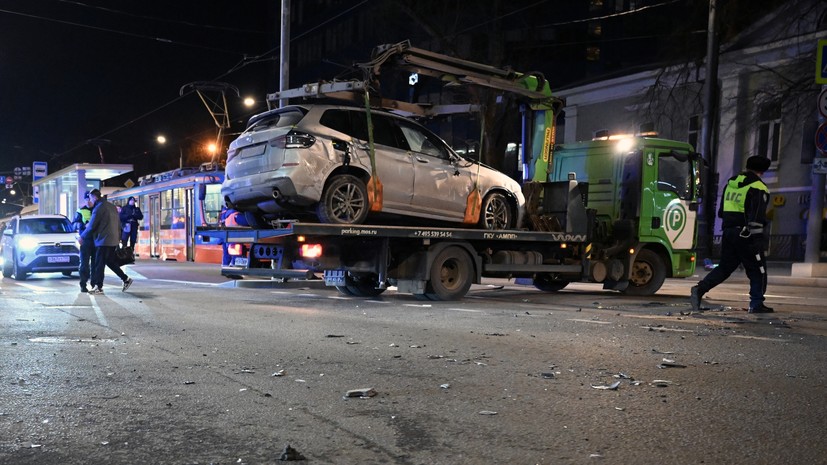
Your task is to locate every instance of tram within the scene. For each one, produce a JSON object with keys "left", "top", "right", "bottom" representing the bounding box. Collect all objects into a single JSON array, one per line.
[{"left": 108, "top": 165, "right": 225, "bottom": 263}]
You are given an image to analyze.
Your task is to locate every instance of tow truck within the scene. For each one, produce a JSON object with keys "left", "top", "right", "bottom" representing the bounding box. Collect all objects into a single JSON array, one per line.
[{"left": 201, "top": 41, "right": 703, "bottom": 300}]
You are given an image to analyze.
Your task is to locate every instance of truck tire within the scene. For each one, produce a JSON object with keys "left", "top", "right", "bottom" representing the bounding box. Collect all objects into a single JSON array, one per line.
[
  {"left": 533, "top": 274, "right": 569, "bottom": 292},
  {"left": 479, "top": 192, "right": 513, "bottom": 230},
  {"left": 425, "top": 246, "right": 474, "bottom": 301},
  {"left": 317, "top": 174, "right": 370, "bottom": 225},
  {"left": 336, "top": 273, "right": 386, "bottom": 297},
  {"left": 622, "top": 248, "right": 666, "bottom": 296}
]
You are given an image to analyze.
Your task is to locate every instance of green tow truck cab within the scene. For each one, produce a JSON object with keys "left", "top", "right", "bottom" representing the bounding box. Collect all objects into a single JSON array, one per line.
[{"left": 532, "top": 136, "right": 703, "bottom": 295}]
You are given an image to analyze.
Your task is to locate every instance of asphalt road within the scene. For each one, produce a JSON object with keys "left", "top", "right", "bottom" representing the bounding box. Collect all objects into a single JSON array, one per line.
[{"left": 1, "top": 261, "right": 826, "bottom": 464}]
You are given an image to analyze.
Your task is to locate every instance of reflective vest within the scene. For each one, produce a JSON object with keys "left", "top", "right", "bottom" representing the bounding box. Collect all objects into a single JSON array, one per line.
[
  {"left": 722, "top": 175, "right": 768, "bottom": 214},
  {"left": 77, "top": 207, "right": 92, "bottom": 224}
]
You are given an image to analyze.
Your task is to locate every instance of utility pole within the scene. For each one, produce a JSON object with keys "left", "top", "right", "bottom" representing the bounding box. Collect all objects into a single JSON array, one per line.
[
  {"left": 279, "top": 0, "right": 291, "bottom": 108},
  {"left": 699, "top": 0, "right": 720, "bottom": 257}
]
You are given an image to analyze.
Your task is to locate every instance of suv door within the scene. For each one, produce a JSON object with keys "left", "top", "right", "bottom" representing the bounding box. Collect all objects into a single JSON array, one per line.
[
  {"left": 321, "top": 110, "right": 414, "bottom": 212},
  {"left": 398, "top": 120, "right": 469, "bottom": 221}
]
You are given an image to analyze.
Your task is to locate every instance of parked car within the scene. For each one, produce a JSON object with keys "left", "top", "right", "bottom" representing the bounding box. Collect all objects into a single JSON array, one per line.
[
  {"left": 221, "top": 104, "right": 525, "bottom": 229},
  {"left": 1, "top": 214, "right": 80, "bottom": 280}
]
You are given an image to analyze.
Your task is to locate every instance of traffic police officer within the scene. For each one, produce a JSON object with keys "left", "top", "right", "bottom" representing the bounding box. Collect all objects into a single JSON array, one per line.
[
  {"left": 73, "top": 191, "right": 95, "bottom": 292},
  {"left": 691, "top": 155, "right": 773, "bottom": 313}
]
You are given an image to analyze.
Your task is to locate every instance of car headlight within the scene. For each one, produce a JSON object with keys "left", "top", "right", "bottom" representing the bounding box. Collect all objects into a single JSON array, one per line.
[{"left": 18, "top": 236, "right": 40, "bottom": 251}]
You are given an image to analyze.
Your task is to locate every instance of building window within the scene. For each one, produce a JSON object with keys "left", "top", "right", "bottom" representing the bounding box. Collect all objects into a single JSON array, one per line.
[
  {"left": 586, "top": 46, "right": 601, "bottom": 61},
  {"left": 757, "top": 104, "right": 781, "bottom": 164},
  {"left": 687, "top": 115, "right": 700, "bottom": 149},
  {"left": 590, "top": 0, "right": 604, "bottom": 11},
  {"left": 588, "top": 21, "right": 602, "bottom": 37}
]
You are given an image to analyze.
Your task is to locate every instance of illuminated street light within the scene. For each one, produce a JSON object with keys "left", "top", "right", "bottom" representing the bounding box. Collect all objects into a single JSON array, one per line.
[
  {"left": 156, "top": 135, "right": 167, "bottom": 144},
  {"left": 243, "top": 97, "right": 255, "bottom": 107},
  {"left": 206, "top": 143, "right": 218, "bottom": 154}
]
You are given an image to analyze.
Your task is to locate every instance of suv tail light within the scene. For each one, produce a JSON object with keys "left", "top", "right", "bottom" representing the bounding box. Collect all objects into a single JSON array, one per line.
[{"left": 270, "top": 131, "right": 316, "bottom": 149}]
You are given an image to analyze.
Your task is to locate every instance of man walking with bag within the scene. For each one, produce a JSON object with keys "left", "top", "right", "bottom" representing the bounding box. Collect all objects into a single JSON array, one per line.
[{"left": 80, "top": 189, "right": 133, "bottom": 294}]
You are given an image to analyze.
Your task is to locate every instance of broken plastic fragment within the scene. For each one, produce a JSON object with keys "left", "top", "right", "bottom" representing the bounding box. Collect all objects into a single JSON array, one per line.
[
  {"left": 272, "top": 370, "right": 286, "bottom": 377},
  {"left": 440, "top": 383, "right": 450, "bottom": 389},
  {"left": 591, "top": 381, "right": 621, "bottom": 390},
  {"left": 345, "top": 388, "right": 377, "bottom": 398},
  {"left": 478, "top": 410, "right": 498, "bottom": 415}
]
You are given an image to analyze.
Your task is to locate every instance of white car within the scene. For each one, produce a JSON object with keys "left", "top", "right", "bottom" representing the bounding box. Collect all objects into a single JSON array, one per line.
[{"left": 1, "top": 214, "right": 80, "bottom": 280}]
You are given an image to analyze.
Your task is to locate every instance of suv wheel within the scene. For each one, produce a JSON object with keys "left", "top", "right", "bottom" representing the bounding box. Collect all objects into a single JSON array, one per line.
[
  {"left": 1, "top": 250, "right": 12, "bottom": 278},
  {"left": 316, "top": 174, "right": 369, "bottom": 225},
  {"left": 479, "top": 192, "right": 513, "bottom": 230},
  {"left": 12, "top": 253, "right": 28, "bottom": 281}
]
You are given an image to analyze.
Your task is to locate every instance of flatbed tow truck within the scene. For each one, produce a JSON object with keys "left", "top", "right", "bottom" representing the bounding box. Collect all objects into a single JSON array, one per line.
[{"left": 200, "top": 41, "right": 703, "bottom": 300}]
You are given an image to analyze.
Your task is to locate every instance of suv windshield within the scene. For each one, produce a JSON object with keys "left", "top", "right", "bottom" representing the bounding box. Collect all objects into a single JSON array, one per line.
[
  {"left": 19, "top": 218, "right": 73, "bottom": 234},
  {"left": 247, "top": 108, "right": 307, "bottom": 133}
]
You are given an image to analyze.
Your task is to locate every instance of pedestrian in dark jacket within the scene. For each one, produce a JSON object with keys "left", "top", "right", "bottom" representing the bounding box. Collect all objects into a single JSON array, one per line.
[
  {"left": 691, "top": 155, "right": 772, "bottom": 313},
  {"left": 119, "top": 196, "right": 143, "bottom": 248},
  {"left": 75, "top": 191, "right": 95, "bottom": 292},
  {"left": 80, "top": 190, "right": 133, "bottom": 294}
]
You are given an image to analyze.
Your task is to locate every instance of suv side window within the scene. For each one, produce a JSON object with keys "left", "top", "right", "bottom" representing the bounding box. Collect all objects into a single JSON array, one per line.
[
  {"left": 397, "top": 121, "right": 451, "bottom": 160},
  {"left": 319, "top": 109, "right": 350, "bottom": 135},
  {"left": 320, "top": 109, "right": 405, "bottom": 149}
]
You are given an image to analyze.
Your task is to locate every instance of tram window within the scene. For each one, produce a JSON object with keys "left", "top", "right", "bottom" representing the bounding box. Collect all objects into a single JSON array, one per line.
[
  {"left": 171, "top": 188, "right": 185, "bottom": 229},
  {"left": 161, "top": 190, "right": 174, "bottom": 228},
  {"left": 203, "top": 184, "right": 223, "bottom": 225}
]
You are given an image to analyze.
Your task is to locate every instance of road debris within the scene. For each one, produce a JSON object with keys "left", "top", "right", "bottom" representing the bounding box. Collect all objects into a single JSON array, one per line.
[
  {"left": 541, "top": 372, "right": 555, "bottom": 379},
  {"left": 345, "top": 388, "right": 377, "bottom": 398},
  {"left": 591, "top": 381, "right": 621, "bottom": 390},
  {"left": 272, "top": 370, "right": 286, "bottom": 377},
  {"left": 278, "top": 444, "right": 306, "bottom": 461},
  {"left": 440, "top": 383, "right": 451, "bottom": 389},
  {"left": 478, "top": 410, "right": 498, "bottom": 415},
  {"left": 651, "top": 379, "right": 672, "bottom": 387},
  {"left": 657, "top": 358, "right": 687, "bottom": 369}
]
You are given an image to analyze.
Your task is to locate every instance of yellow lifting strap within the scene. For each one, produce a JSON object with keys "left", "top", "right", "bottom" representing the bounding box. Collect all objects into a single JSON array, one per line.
[
  {"left": 364, "top": 89, "right": 383, "bottom": 212},
  {"left": 463, "top": 113, "right": 484, "bottom": 224}
]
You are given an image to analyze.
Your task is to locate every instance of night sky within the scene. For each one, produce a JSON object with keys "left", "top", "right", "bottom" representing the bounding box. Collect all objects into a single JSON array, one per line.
[
  {"left": 0, "top": 0, "right": 281, "bottom": 179},
  {"left": 0, "top": 0, "right": 788, "bottom": 188}
]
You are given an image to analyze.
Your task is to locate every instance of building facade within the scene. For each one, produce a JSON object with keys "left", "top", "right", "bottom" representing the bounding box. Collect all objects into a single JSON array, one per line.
[{"left": 556, "top": 0, "right": 827, "bottom": 260}]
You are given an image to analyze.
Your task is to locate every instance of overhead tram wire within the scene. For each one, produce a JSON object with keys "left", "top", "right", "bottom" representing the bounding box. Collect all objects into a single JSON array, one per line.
[{"left": 45, "top": 0, "right": 371, "bottom": 165}]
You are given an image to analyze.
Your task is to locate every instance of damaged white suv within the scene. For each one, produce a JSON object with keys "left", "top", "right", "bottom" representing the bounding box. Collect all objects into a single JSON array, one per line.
[
  {"left": 221, "top": 104, "right": 525, "bottom": 229},
  {"left": 1, "top": 214, "right": 80, "bottom": 280}
]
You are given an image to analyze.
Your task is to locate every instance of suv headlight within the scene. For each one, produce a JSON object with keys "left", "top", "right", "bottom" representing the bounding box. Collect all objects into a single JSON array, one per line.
[{"left": 18, "top": 236, "right": 39, "bottom": 251}]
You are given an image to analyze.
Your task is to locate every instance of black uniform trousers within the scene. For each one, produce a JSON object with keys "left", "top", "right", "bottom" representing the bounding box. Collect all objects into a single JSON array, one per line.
[{"left": 697, "top": 227, "right": 767, "bottom": 308}]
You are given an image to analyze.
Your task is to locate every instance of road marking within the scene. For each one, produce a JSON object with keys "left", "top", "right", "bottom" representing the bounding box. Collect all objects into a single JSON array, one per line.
[
  {"left": 730, "top": 335, "right": 786, "bottom": 342},
  {"left": 569, "top": 318, "right": 612, "bottom": 324},
  {"left": 446, "top": 308, "right": 485, "bottom": 313},
  {"left": 88, "top": 295, "right": 109, "bottom": 327},
  {"left": 13, "top": 283, "right": 55, "bottom": 293}
]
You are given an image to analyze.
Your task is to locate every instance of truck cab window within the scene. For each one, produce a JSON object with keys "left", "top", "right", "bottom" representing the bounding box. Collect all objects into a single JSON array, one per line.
[{"left": 657, "top": 152, "right": 691, "bottom": 200}]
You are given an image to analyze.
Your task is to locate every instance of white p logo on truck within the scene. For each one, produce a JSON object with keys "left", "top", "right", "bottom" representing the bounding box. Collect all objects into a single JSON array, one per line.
[{"left": 663, "top": 199, "right": 694, "bottom": 250}]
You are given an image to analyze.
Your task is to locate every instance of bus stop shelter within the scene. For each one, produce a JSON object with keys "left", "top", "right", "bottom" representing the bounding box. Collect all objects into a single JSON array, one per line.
[{"left": 33, "top": 163, "right": 133, "bottom": 218}]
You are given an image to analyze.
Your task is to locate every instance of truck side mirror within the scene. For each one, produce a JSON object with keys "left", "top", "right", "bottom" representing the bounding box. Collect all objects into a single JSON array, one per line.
[{"left": 197, "top": 184, "right": 207, "bottom": 201}]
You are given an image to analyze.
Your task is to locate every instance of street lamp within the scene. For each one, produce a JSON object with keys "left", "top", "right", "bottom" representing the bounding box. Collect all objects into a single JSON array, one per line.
[
  {"left": 156, "top": 135, "right": 167, "bottom": 145},
  {"left": 243, "top": 97, "right": 255, "bottom": 107}
]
